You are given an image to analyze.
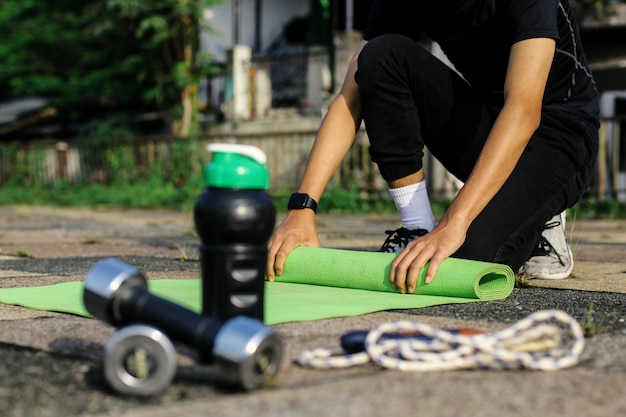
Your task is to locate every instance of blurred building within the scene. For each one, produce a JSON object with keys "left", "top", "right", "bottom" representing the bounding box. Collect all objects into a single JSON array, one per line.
[
  {"left": 579, "top": 1, "right": 626, "bottom": 200},
  {"left": 200, "top": 0, "right": 373, "bottom": 122}
]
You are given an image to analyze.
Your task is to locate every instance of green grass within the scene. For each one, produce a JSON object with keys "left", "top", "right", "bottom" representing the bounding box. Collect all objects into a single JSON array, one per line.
[
  {"left": 581, "top": 302, "right": 616, "bottom": 337},
  {"left": 1, "top": 181, "right": 625, "bottom": 219},
  {"left": 568, "top": 197, "right": 626, "bottom": 220},
  {"left": 0, "top": 181, "right": 202, "bottom": 211}
]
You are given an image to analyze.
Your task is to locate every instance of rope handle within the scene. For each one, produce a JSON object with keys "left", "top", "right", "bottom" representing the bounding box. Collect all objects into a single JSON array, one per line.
[{"left": 294, "top": 310, "right": 585, "bottom": 372}]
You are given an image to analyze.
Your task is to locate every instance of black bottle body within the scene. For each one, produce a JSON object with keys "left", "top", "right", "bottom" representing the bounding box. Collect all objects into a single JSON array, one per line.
[{"left": 194, "top": 187, "right": 276, "bottom": 322}]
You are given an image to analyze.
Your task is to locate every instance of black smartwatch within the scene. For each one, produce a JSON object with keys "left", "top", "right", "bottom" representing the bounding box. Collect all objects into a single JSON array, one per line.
[{"left": 287, "top": 193, "right": 318, "bottom": 213}]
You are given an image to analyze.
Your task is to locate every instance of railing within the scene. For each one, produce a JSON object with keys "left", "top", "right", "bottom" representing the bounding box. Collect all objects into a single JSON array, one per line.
[
  {"left": 258, "top": 47, "right": 309, "bottom": 108},
  {"left": 1, "top": 117, "right": 624, "bottom": 200},
  {"left": 597, "top": 115, "right": 626, "bottom": 200}
]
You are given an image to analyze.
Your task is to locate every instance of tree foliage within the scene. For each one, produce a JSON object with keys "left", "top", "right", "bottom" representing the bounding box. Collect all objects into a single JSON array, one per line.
[{"left": 0, "top": 0, "right": 224, "bottom": 136}]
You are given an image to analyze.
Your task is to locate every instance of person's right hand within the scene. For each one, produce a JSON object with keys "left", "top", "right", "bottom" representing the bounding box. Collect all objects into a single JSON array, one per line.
[{"left": 266, "top": 209, "right": 320, "bottom": 281}]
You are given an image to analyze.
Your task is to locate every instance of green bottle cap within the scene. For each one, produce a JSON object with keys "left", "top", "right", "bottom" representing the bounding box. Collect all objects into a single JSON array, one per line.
[{"left": 203, "top": 143, "right": 270, "bottom": 189}]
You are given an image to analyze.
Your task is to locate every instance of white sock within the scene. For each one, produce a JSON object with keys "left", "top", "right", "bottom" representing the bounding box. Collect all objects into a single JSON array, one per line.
[{"left": 388, "top": 180, "right": 436, "bottom": 231}]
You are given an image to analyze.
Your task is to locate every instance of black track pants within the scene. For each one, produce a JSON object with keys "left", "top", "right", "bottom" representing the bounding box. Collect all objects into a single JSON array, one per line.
[{"left": 355, "top": 34, "right": 598, "bottom": 271}]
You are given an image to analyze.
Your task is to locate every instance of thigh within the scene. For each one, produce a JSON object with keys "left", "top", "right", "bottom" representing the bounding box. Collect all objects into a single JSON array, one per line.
[{"left": 455, "top": 115, "right": 598, "bottom": 270}]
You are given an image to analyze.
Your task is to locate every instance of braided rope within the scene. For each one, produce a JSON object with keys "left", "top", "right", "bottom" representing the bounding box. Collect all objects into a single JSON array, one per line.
[{"left": 294, "top": 310, "right": 585, "bottom": 372}]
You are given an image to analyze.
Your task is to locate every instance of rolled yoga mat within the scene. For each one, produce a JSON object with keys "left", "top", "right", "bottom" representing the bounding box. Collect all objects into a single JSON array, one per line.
[
  {"left": 276, "top": 247, "right": 514, "bottom": 300},
  {"left": 0, "top": 247, "right": 514, "bottom": 324}
]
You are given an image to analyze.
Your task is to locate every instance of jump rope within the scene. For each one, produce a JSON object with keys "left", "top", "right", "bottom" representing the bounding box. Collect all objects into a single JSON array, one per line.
[{"left": 295, "top": 310, "right": 585, "bottom": 372}]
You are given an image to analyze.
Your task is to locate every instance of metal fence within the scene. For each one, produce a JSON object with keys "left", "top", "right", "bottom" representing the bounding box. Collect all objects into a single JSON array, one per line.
[{"left": 1, "top": 117, "right": 624, "bottom": 200}]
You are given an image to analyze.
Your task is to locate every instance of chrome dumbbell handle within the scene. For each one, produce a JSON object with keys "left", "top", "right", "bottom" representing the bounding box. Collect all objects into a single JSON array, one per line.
[{"left": 84, "top": 258, "right": 223, "bottom": 359}]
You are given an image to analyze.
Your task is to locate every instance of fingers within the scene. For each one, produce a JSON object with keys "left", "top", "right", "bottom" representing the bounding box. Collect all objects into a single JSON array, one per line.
[
  {"left": 266, "top": 238, "right": 293, "bottom": 281},
  {"left": 389, "top": 228, "right": 463, "bottom": 293},
  {"left": 266, "top": 240, "right": 278, "bottom": 281},
  {"left": 390, "top": 240, "right": 434, "bottom": 294},
  {"left": 425, "top": 254, "right": 446, "bottom": 284},
  {"left": 270, "top": 242, "right": 292, "bottom": 279},
  {"left": 265, "top": 213, "right": 321, "bottom": 281}
]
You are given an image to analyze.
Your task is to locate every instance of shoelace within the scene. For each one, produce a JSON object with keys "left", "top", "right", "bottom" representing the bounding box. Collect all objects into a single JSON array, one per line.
[
  {"left": 379, "top": 228, "right": 428, "bottom": 252},
  {"left": 294, "top": 310, "right": 585, "bottom": 372},
  {"left": 531, "top": 221, "right": 566, "bottom": 266}
]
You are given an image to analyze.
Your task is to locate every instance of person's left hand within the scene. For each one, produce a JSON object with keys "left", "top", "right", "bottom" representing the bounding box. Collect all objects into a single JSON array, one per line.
[{"left": 389, "top": 218, "right": 468, "bottom": 293}]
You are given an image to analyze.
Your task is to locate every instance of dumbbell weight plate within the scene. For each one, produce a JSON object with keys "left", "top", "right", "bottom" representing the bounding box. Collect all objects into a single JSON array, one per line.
[
  {"left": 83, "top": 257, "right": 148, "bottom": 325},
  {"left": 104, "top": 324, "right": 177, "bottom": 396},
  {"left": 212, "top": 316, "right": 283, "bottom": 390}
]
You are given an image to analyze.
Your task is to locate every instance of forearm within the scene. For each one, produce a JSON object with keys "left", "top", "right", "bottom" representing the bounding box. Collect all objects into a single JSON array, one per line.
[
  {"left": 388, "top": 103, "right": 540, "bottom": 289},
  {"left": 297, "top": 40, "right": 367, "bottom": 203},
  {"left": 444, "top": 103, "right": 539, "bottom": 229},
  {"left": 298, "top": 96, "right": 362, "bottom": 201},
  {"left": 267, "top": 44, "right": 365, "bottom": 279},
  {"left": 443, "top": 38, "right": 554, "bottom": 231}
]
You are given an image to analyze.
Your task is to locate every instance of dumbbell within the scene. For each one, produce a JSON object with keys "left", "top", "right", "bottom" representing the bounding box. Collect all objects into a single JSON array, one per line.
[{"left": 83, "top": 258, "right": 282, "bottom": 395}]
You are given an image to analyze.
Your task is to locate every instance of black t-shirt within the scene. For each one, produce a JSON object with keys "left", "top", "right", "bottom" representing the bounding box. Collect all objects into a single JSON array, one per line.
[{"left": 363, "top": 0, "right": 599, "bottom": 121}]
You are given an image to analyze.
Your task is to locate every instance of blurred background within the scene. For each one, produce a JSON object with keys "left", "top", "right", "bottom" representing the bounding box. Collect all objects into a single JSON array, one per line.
[{"left": 1, "top": 0, "right": 625, "bottom": 214}]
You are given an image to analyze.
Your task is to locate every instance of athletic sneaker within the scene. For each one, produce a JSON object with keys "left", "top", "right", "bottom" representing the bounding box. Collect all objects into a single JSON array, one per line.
[
  {"left": 378, "top": 227, "right": 428, "bottom": 253},
  {"left": 523, "top": 212, "right": 573, "bottom": 280}
]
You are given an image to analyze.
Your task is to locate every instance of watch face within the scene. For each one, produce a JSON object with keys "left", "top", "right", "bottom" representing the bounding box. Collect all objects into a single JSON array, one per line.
[
  {"left": 288, "top": 193, "right": 316, "bottom": 211},
  {"left": 289, "top": 193, "right": 308, "bottom": 209}
]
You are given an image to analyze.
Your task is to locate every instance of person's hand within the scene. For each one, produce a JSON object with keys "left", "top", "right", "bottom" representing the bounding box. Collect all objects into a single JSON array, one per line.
[
  {"left": 389, "top": 218, "right": 468, "bottom": 293},
  {"left": 266, "top": 209, "right": 320, "bottom": 281}
]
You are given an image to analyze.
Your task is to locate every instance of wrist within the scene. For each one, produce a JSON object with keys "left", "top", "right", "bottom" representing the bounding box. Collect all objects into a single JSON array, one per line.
[
  {"left": 441, "top": 209, "right": 473, "bottom": 233},
  {"left": 287, "top": 192, "right": 318, "bottom": 214}
]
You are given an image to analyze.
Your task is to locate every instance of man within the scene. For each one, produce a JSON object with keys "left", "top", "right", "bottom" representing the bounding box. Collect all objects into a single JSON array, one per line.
[{"left": 267, "top": 0, "right": 599, "bottom": 294}]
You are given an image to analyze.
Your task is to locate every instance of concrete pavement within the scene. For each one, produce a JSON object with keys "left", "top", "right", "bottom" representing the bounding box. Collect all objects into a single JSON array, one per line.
[{"left": 1, "top": 206, "right": 625, "bottom": 417}]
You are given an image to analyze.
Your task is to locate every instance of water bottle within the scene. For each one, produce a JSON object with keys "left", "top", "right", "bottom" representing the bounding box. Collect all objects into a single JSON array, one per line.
[{"left": 194, "top": 143, "right": 276, "bottom": 323}]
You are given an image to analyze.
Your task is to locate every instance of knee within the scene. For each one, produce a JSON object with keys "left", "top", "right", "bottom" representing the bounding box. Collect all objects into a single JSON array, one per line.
[
  {"left": 356, "top": 34, "right": 430, "bottom": 84},
  {"left": 359, "top": 34, "right": 425, "bottom": 62}
]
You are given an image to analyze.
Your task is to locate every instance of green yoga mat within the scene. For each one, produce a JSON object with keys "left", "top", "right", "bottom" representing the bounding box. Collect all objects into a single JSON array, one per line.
[
  {"left": 278, "top": 247, "right": 514, "bottom": 300},
  {"left": 0, "top": 247, "right": 514, "bottom": 324}
]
